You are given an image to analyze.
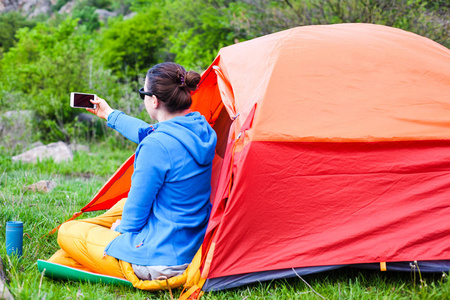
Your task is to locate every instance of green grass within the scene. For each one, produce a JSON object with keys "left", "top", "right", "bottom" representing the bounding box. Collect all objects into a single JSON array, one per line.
[{"left": 0, "top": 142, "right": 449, "bottom": 299}]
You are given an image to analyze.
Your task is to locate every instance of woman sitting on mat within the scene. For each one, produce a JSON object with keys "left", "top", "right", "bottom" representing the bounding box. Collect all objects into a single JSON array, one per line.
[{"left": 48, "top": 62, "right": 217, "bottom": 281}]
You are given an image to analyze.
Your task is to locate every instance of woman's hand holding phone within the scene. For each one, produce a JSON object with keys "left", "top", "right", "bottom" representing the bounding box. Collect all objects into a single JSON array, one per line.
[{"left": 86, "top": 96, "right": 114, "bottom": 120}]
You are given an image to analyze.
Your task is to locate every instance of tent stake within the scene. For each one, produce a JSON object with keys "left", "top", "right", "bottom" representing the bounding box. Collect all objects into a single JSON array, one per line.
[{"left": 292, "top": 268, "right": 326, "bottom": 300}]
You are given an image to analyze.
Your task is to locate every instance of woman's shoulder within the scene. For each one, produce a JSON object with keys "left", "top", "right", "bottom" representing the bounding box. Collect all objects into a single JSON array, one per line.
[{"left": 139, "top": 130, "right": 183, "bottom": 156}]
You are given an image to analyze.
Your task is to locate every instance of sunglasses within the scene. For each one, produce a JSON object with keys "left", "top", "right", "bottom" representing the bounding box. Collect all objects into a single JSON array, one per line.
[{"left": 139, "top": 87, "right": 153, "bottom": 100}]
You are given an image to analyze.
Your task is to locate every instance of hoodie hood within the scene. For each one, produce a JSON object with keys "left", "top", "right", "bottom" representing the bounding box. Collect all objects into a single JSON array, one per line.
[{"left": 141, "top": 112, "right": 217, "bottom": 166}]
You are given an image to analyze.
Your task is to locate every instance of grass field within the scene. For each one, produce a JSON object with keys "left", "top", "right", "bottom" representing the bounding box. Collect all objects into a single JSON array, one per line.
[{"left": 0, "top": 142, "right": 449, "bottom": 300}]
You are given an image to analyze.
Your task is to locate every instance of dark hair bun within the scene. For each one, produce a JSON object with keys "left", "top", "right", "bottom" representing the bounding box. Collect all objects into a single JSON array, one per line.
[
  {"left": 146, "top": 62, "right": 201, "bottom": 113},
  {"left": 184, "top": 71, "right": 201, "bottom": 91}
]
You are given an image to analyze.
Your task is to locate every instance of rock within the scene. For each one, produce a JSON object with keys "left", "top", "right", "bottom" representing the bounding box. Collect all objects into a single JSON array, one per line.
[
  {"left": 123, "top": 12, "right": 136, "bottom": 20},
  {"left": 69, "top": 143, "right": 89, "bottom": 152},
  {"left": 29, "top": 141, "right": 44, "bottom": 149},
  {"left": 58, "top": 0, "right": 74, "bottom": 14},
  {"left": 28, "top": 0, "right": 52, "bottom": 18},
  {"left": 26, "top": 180, "right": 57, "bottom": 192},
  {"left": 95, "top": 8, "right": 118, "bottom": 22},
  {"left": 0, "top": 0, "right": 20, "bottom": 13},
  {"left": 12, "top": 141, "right": 73, "bottom": 163},
  {"left": 9, "top": 0, "right": 55, "bottom": 17},
  {"left": 21, "top": 0, "right": 39, "bottom": 14}
]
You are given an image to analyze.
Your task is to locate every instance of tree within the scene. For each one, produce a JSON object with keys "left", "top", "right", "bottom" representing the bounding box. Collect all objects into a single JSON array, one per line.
[
  {"left": 97, "top": 6, "right": 173, "bottom": 80},
  {"left": 161, "top": 0, "right": 239, "bottom": 71},
  {"left": 0, "top": 11, "right": 36, "bottom": 55}
]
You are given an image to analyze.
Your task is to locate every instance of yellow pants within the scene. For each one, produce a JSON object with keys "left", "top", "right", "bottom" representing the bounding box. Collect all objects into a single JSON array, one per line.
[
  {"left": 48, "top": 198, "right": 203, "bottom": 291},
  {"left": 48, "top": 199, "right": 126, "bottom": 279}
]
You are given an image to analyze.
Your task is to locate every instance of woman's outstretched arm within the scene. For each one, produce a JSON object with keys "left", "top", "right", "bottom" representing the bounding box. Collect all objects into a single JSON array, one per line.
[{"left": 87, "top": 96, "right": 151, "bottom": 144}]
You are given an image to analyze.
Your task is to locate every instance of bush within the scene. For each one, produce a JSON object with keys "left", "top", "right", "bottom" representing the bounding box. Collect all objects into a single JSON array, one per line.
[
  {"left": 52, "top": 0, "right": 71, "bottom": 12},
  {"left": 162, "top": 0, "right": 239, "bottom": 71},
  {"left": 97, "top": 6, "right": 173, "bottom": 79},
  {"left": 72, "top": 4, "right": 101, "bottom": 32},
  {"left": 98, "top": 0, "right": 241, "bottom": 73},
  {"left": 0, "top": 18, "right": 94, "bottom": 141},
  {"left": 0, "top": 11, "right": 36, "bottom": 55}
]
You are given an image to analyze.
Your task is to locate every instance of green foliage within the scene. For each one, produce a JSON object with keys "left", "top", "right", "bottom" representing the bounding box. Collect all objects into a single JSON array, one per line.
[
  {"left": 116, "top": 0, "right": 241, "bottom": 71},
  {"left": 426, "top": 0, "right": 450, "bottom": 11},
  {"left": 227, "top": 0, "right": 450, "bottom": 48},
  {"left": 225, "top": 0, "right": 294, "bottom": 38},
  {"left": 320, "top": 0, "right": 450, "bottom": 47},
  {"left": 72, "top": 4, "right": 101, "bottom": 32},
  {"left": 68, "top": 0, "right": 114, "bottom": 32},
  {"left": 0, "top": 15, "right": 146, "bottom": 143},
  {"left": 163, "top": 0, "right": 239, "bottom": 71},
  {"left": 97, "top": 6, "right": 173, "bottom": 79},
  {"left": 53, "top": 0, "right": 112, "bottom": 12},
  {"left": 209, "top": 0, "right": 450, "bottom": 49},
  {"left": 0, "top": 18, "right": 93, "bottom": 141},
  {"left": 0, "top": 11, "right": 36, "bottom": 55},
  {"left": 83, "top": 0, "right": 112, "bottom": 9},
  {"left": 109, "top": 0, "right": 134, "bottom": 15},
  {"left": 52, "top": 0, "right": 71, "bottom": 12},
  {"left": 98, "top": 0, "right": 241, "bottom": 73},
  {"left": 128, "top": 0, "right": 163, "bottom": 11}
]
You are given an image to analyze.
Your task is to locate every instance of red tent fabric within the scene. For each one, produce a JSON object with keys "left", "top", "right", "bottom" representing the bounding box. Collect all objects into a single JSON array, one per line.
[
  {"left": 194, "top": 23, "right": 450, "bottom": 282},
  {"left": 59, "top": 23, "right": 450, "bottom": 291}
]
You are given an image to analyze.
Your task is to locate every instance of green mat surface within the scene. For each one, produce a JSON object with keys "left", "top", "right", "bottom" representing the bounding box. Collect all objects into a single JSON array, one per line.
[{"left": 37, "top": 259, "right": 133, "bottom": 287}]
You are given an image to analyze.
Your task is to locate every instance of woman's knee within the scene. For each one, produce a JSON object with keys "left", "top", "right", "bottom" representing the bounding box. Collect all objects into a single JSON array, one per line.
[
  {"left": 58, "top": 220, "right": 77, "bottom": 236},
  {"left": 57, "top": 220, "right": 91, "bottom": 250}
]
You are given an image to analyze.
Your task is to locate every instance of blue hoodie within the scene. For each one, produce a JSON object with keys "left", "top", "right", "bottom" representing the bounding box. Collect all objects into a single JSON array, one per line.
[{"left": 104, "top": 110, "right": 217, "bottom": 266}]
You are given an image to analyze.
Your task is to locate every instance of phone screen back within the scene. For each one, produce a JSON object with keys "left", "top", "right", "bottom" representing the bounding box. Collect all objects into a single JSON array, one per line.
[{"left": 74, "top": 93, "right": 95, "bottom": 108}]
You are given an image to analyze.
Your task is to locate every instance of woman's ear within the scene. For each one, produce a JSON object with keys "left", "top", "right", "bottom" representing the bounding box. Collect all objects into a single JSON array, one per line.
[{"left": 152, "top": 95, "right": 159, "bottom": 108}]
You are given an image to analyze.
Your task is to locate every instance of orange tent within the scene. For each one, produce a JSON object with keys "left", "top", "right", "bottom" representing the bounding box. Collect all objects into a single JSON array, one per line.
[{"left": 57, "top": 23, "right": 450, "bottom": 291}]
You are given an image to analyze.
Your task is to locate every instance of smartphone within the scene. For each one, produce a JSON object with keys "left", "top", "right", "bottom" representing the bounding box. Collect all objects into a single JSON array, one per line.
[{"left": 70, "top": 92, "right": 97, "bottom": 109}]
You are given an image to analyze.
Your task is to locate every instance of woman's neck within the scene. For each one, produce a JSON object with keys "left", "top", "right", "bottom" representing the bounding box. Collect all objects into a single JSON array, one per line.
[{"left": 156, "top": 109, "right": 189, "bottom": 122}]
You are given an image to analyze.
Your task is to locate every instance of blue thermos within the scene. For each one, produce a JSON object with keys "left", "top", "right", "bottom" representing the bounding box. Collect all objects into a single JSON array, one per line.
[{"left": 6, "top": 221, "right": 23, "bottom": 257}]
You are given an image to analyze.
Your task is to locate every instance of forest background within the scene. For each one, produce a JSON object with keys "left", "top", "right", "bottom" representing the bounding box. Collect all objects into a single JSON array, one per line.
[{"left": 0, "top": 0, "right": 449, "bottom": 148}]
